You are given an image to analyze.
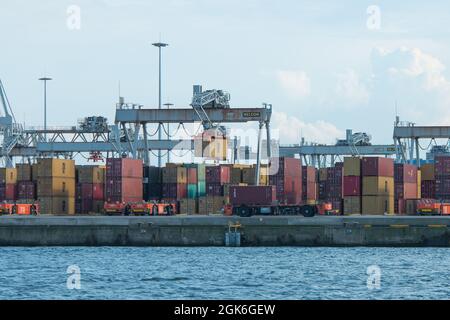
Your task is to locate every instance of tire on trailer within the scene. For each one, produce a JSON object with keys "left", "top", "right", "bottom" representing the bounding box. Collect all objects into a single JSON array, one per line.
[
  {"left": 236, "top": 205, "right": 252, "bottom": 217},
  {"left": 300, "top": 205, "right": 316, "bottom": 218},
  {"left": 152, "top": 206, "right": 158, "bottom": 216}
]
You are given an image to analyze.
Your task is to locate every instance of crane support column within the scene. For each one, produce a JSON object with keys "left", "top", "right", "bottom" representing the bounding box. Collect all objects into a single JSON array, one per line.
[
  {"left": 255, "top": 121, "right": 264, "bottom": 186},
  {"left": 415, "top": 138, "right": 420, "bottom": 167},
  {"left": 143, "top": 123, "right": 150, "bottom": 166},
  {"left": 265, "top": 121, "right": 271, "bottom": 159}
]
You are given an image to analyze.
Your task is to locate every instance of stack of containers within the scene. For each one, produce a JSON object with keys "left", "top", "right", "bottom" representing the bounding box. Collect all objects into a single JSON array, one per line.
[
  {"left": 0, "top": 167, "right": 17, "bottom": 201},
  {"left": 161, "top": 164, "right": 187, "bottom": 201},
  {"left": 325, "top": 163, "right": 343, "bottom": 212},
  {"left": 268, "top": 157, "right": 302, "bottom": 205},
  {"left": 105, "top": 158, "right": 143, "bottom": 203},
  {"left": 179, "top": 163, "right": 206, "bottom": 214},
  {"left": 75, "top": 165, "right": 105, "bottom": 214},
  {"left": 242, "top": 164, "right": 269, "bottom": 186},
  {"left": 394, "top": 164, "right": 418, "bottom": 214},
  {"left": 434, "top": 156, "right": 450, "bottom": 201},
  {"left": 361, "top": 157, "right": 394, "bottom": 215},
  {"left": 205, "top": 165, "right": 230, "bottom": 214},
  {"left": 16, "top": 164, "right": 36, "bottom": 201},
  {"left": 343, "top": 157, "right": 362, "bottom": 215},
  {"left": 318, "top": 168, "right": 328, "bottom": 200},
  {"left": 420, "top": 163, "right": 435, "bottom": 199},
  {"left": 302, "top": 166, "right": 317, "bottom": 204},
  {"left": 37, "top": 159, "right": 76, "bottom": 215},
  {"left": 143, "top": 166, "right": 162, "bottom": 201}
]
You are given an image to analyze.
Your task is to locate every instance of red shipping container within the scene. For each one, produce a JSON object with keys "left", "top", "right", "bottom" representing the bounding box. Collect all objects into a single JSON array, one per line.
[
  {"left": 395, "top": 198, "right": 406, "bottom": 215},
  {"left": 343, "top": 176, "right": 361, "bottom": 196},
  {"left": 81, "top": 183, "right": 93, "bottom": 199},
  {"left": 92, "top": 183, "right": 104, "bottom": 200},
  {"left": 302, "top": 166, "right": 316, "bottom": 183},
  {"left": 205, "top": 166, "right": 230, "bottom": 184},
  {"left": 362, "top": 157, "right": 394, "bottom": 177},
  {"left": 187, "top": 167, "right": 198, "bottom": 184},
  {"left": 394, "top": 164, "right": 418, "bottom": 184},
  {"left": 17, "top": 181, "right": 36, "bottom": 200},
  {"left": 106, "top": 158, "right": 143, "bottom": 179},
  {"left": 0, "top": 183, "right": 16, "bottom": 201},
  {"left": 162, "top": 183, "right": 187, "bottom": 200},
  {"left": 269, "top": 157, "right": 302, "bottom": 205},
  {"left": 229, "top": 185, "right": 277, "bottom": 206},
  {"left": 105, "top": 177, "right": 143, "bottom": 203},
  {"left": 394, "top": 182, "right": 418, "bottom": 199}
]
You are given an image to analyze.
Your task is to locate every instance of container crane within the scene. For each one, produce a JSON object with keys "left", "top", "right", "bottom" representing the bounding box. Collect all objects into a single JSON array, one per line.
[{"left": 0, "top": 79, "right": 23, "bottom": 167}]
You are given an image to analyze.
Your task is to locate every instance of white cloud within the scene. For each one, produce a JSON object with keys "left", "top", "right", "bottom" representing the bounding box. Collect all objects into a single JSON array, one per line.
[
  {"left": 335, "top": 69, "right": 369, "bottom": 104},
  {"left": 370, "top": 47, "right": 450, "bottom": 125},
  {"left": 276, "top": 70, "right": 311, "bottom": 99},
  {"left": 271, "top": 111, "right": 343, "bottom": 145}
]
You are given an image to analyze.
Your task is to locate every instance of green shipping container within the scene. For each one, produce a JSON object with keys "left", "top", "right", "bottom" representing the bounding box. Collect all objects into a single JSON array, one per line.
[
  {"left": 197, "top": 181, "right": 206, "bottom": 197},
  {"left": 187, "top": 184, "right": 198, "bottom": 199}
]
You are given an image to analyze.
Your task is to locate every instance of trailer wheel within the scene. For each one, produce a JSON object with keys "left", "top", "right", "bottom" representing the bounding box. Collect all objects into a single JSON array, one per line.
[
  {"left": 123, "top": 205, "right": 131, "bottom": 216},
  {"left": 300, "top": 205, "right": 316, "bottom": 218},
  {"left": 12, "top": 205, "right": 17, "bottom": 215},
  {"left": 31, "top": 205, "right": 37, "bottom": 216},
  {"left": 237, "top": 205, "right": 252, "bottom": 217}
]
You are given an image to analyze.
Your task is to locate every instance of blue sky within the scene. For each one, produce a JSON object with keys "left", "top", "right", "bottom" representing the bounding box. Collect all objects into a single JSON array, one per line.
[{"left": 2, "top": 0, "right": 450, "bottom": 147}]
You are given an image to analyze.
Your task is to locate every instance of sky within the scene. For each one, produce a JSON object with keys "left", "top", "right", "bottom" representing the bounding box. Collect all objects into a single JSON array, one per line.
[{"left": 2, "top": 0, "right": 450, "bottom": 149}]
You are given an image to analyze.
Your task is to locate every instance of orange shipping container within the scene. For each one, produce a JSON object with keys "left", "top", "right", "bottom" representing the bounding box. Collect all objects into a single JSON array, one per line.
[
  {"left": 37, "top": 159, "right": 76, "bottom": 178},
  {"left": 0, "top": 168, "right": 17, "bottom": 184}
]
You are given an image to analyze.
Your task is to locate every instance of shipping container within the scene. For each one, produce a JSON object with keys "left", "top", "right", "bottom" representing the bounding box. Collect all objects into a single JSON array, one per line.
[
  {"left": 394, "top": 182, "right": 418, "bottom": 199},
  {"left": 187, "top": 184, "right": 197, "bottom": 199},
  {"left": 206, "top": 166, "right": 230, "bottom": 184},
  {"left": 143, "top": 183, "right": 162, "bottom": 201},
  {"left": 268, "top": 157, "right": 302, "bottom": 205},
  {"left": 344, "top": 157, "right": 361, "bottom": 176},
  {"left": 162, "top": 166, "right": 187, "bottom": 184},
  {"left": 435, "top": 156, "right": 450, "bottom": 175},
  {"left": 394, "top": 164, "right": 418, "bottom": 184},
  {"left": 318, "top": 168, "right": 328, "bottom": 182},
  {"left": 344, "top": 196, "right": 361, "bottom": 215},
  {"left": 161, "top": 183, "right": 187, "bottom": 200},
  {"left": 229, "top": 185, "right": 277, "bottom": 206},
  {"left": 405, "top": 199, "right": 420, "bottom": 215},
  {"left": 421, "top": 164, "right": 435, "bottom": 181},
  {"left": 362, "top": 176, "right": 394, "bottom": 196},
  {"left": 343, "top": 176, "right": 361, "bottom": 196},
  {"left": 105, "top": 177, "right": 143, "bottom": 203},
  {"left": 198, "top": 197, "right": 207, "bottom": 214},
  {"left": 361, "top": 157, "right": 394, "bottom": 177},
  {"left": 362, "top": 195, "right": 394, "bottom": 215},
  {"left": 106, "top": 158, "right": 143, "bottom": 179},
  {"left": 36, "top": 159, "right": 76, "bottom": 178},
  {"left": 16, "top": 164, "right": 32, "bottom": 181},
  {"left": 37, "top": 177, "right": 76, "bottom": 197},
  {"left": 206, "top": 183, "right": 224, "bottom": 197},
  {"left": 17, "top": 181, "right": 36, "bottom": 200},
  {"left": 143, "top": 166, "right": 162, "bottom": 184},
  {"left": 0, "top": 168, "right": 17, "bottom": 184},
  {"left": 39, "top": 196, "right": 75, "bottom": 215},
  {"left": 421, "top": 180, "right": 436, "bottom": 199},
  {"left": 0, "top": 183, "right": 17, "bottom": 201},
  {"left": 76, "top": 165, "right": 105, "bottom": 184},
  {"left": 302, "top": 166, "right": 316, "bottom": 183}
]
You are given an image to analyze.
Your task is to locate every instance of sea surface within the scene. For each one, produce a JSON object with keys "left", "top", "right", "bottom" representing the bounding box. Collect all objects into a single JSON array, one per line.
[{"left": 0, "top": 247, "right": 449, "bottom": 300}]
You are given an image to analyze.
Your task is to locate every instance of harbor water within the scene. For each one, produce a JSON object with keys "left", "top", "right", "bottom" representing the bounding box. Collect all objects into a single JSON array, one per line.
[{"left": 0, "top": 247, "right": 449, "bottom": 300}]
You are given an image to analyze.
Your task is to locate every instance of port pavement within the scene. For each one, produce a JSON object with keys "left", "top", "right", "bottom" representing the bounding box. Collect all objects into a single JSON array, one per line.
[{"left": 0, "top": 215, "right": 449, "bottom": 246}]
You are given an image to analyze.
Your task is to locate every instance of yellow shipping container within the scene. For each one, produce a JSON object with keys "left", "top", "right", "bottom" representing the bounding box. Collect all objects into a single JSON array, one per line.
[
  {"left": 0, "top": 168, "right": 17, "bottom": 184},
  {"left": 37, "top": 159, "right": 76, "bottom": 178},
  {"left": 362, "top": 176, "right": 394, "bottom": 196},
  {"left": 319, "top": 168, "right": 328, "bottom": 182},
  {"left": 344, "top": 196, "right": 361, "bottom": 215},
  {"left": 37, "top": 177, "right": 76, "bottom": 197},
  {"left": 162, "top": 167, "right": 187, "bottom": 184},
  {"left": 417, "top": 170, "right": 422, "bottom": 199},
  {"left": 344, "top": 157, "right": 361, "bottom": 176},
  {"left": 32, "top": 163, "right": 39, "bottom": 181},
  {"left": 39, "top": 196, "right": 75, "bottom": 215},
  {"left": 362, "top": 196, "right": 394, "bottom": 215},
  {"left": 16, "top": 164, "right": 32, "bottom": 181},
  {"left": 242, "top": 166, "right": 269, "bottom": 186},
  {"left": 420, "top": 164, "right": 435, "bottom": 181},
  {"left": 76, "top": 166, "right": 105, "bottom": 184}
]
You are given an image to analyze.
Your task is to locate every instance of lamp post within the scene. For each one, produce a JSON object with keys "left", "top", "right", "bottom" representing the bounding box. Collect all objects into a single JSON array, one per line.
[
  {"left": 164, "top": 102, "right": 174, "bottom": 163},
  {"left": 38, "top": 77, "right": 52, "bottom": 142},
  {"left": 152, "top": 42, "right": 169, "bottom": 167}
]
